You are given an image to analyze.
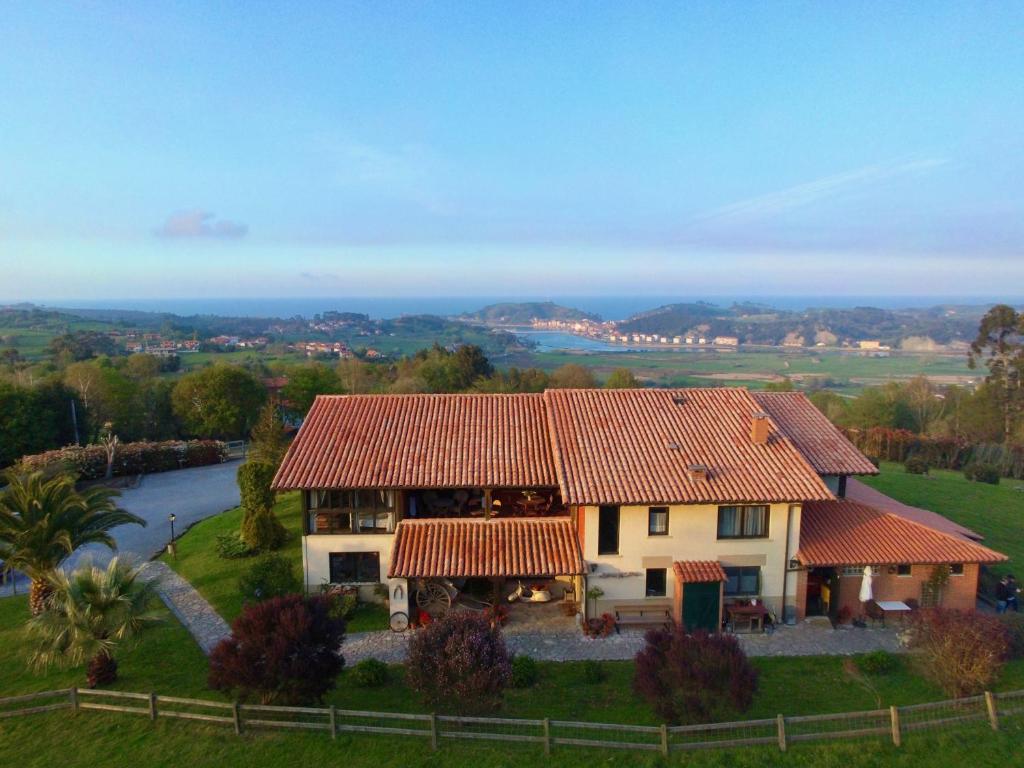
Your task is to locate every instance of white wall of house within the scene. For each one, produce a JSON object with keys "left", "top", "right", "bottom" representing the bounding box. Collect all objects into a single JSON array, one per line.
[
  {"left": 302, "top": 533, "right": 396, "bottom": 602},
  {"left": 581, "top": 502, "right": 802, "bottom": 618}
]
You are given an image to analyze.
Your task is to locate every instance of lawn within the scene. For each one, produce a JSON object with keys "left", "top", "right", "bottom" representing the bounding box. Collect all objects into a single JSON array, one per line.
[
  {"left": 160, "top": 492, "right": 389, "bottom": 632},
  {"left": 3, "top": 587, "right": 1024, "bottom": 767},
  {"left": 861, "top": 461, "right": 1024, "bottom": 579}
]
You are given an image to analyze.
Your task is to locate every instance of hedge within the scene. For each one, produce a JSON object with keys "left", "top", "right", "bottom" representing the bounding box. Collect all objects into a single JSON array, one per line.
[
  {"left": 15, "top": 440, "right": 227, "bottom": 480},
  {"left": 842, "top": 427, "right": 1024, "bottom": 479}
]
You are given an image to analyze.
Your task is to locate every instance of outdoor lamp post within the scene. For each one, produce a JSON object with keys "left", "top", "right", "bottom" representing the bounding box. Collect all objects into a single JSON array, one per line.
[{"left": 168, "top": 513, "right": 177, "bottom": 558}]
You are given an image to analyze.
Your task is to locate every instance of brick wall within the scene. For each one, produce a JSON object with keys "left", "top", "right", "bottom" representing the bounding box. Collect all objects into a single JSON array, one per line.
[{"left": 833, "top": 562, "right": 979, "bottom": 616}]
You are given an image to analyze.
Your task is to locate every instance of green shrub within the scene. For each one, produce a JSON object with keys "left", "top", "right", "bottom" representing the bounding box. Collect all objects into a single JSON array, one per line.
[
  {"left": 581, "top": 660, "right": 607, "bottom": 685},
  {"left": 238, "top": 462, "right": 286, "bottom": 550},
  {"left": 998, "top": 613, "right": 1024, "bottom": 660},
  {"left": 215, "top": 532, "right": 252, "bottom": 559},
  {"left": 350, "top": 658, "right": 389, "bottom": 688},
  {"left": 327, "top": 592, "right": 358, "bottom": 621},
  {"left": 904, "top": 456, "right": 929, "bottom": 475},
  {"left": 964, "top": 462, "right": 1001, "bottom": 485},
  {"left": 237, "top": 462, "right": 276, "bottom": 511},
  {"left": 238, "top": 554, "right": 300, "bottom": 604},
  {"left": 16, "top": 440, "right": 226, "bottom": 480},
  {"left": 240, "top": 505, "right": 288, "bottom": 551},
  {"left": 510, "top": 655, "right": 539, "bottom": 688},
  {"left": 856, "top": 650, "right": 900, "bottom": 675}
]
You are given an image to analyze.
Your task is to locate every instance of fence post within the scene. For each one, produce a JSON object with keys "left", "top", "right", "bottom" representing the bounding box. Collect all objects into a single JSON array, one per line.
[
  {"left": 984, "top": 691, "right": 999, "bottom": 731},
  {"left": 232, "top": 701, "right": 242, "bottom": 735},
  {"left": 776, "top": 714, "right": 787, "bottom": 752},
  {"left": 890, "top": 705, "right": 901, "bottom": 747},
  {"left": 660, "top": 723, "right": 669, "bottom": 757},
  {"left": 149, "top": 692, "right": 157, "bottom": 722},
  {"left": 329, "top": 705, "right": 337, "bottom": 740},
  {"left": 543, "top": 717, "right": 551, "bottom": 756},
  {"left": 429, "top": 712, "right": 438, "bottom": 750},
  {"left": 69, "top": 687, "right": 79, "bottom": 713}
]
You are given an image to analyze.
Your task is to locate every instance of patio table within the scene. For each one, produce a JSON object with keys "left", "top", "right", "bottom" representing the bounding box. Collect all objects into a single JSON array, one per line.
[
  {"left": 871, "top": 600, "right": 912, "bottom": 626},
  {"left": 726, "top": 603, "right": 769, "bottom": 634}
]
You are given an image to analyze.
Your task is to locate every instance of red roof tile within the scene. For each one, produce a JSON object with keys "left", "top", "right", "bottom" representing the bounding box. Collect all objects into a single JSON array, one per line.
[
  {"left": 752, "top": 392, "right": 879, "bottom": 476},
  {"left": 388, "top": 518, "right": 584, "bottom": 578},
  {"left": 672, "top": 560, "right": 727, "bottom": 583},
  {"left": 273, "top": 394, "right": 558, "bottom": 490},
  {"left": 846, "top": 479, "right": 984, "bottom": 541},
  {"left": 798, "top": 499, "right": 1006, "bottom": 567},
  {"left": 544, "top": 388, "right": 833, "bottom": 505}
]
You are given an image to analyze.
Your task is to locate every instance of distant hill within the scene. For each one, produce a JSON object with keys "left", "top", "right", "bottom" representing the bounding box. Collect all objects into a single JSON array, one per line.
[
  {"left": 615, "top": 302, "right": 990, "bottom": 347},
  {"left": 462, "top": 301, "right": 600, "bottom": 325}
]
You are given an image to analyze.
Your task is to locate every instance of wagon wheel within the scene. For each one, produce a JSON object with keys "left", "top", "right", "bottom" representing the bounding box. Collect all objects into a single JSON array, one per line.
[{"left": 416, "top": 582, "right": 452, "bottom": 616}]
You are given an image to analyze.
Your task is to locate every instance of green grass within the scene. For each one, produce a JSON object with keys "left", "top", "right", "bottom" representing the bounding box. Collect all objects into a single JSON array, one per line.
[
  {"left": 3, "top": 588, "right": 1024, "bottom": 767},
  {"left": 861, "top": 461, "right": 1024, "bottom": 578}
]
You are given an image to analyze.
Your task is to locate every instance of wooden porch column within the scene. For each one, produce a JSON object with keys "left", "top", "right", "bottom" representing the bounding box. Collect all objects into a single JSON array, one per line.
[{"left": 483, "top": 488, "right": 493, "bottom": 520}]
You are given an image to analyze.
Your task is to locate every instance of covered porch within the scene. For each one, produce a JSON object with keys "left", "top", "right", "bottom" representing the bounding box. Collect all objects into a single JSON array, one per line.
[{"left": 387, "top": 517, "right": 586, "bottom": 631}]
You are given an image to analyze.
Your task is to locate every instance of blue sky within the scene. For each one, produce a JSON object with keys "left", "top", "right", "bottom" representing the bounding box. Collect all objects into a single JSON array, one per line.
[{"left": 2, "top": 2, "right": 1023, "bottom": 301}]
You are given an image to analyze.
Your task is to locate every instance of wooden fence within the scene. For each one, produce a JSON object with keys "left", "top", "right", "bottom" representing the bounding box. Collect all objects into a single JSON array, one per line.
[{"left": 1, "top": 687, "right": 1022, "bottom": 756}]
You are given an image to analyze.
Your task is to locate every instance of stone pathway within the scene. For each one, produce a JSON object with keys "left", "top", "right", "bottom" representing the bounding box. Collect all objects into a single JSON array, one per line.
[
  {"left": 341, "top": 620, "right": 904, "bottom": 665},
  {"left": 138, "top": 561, "right": 230, "bottom": 654}
]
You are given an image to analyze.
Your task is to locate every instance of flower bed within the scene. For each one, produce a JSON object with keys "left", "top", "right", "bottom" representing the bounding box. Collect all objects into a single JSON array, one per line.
[{"left": 16, "top": 440, "right": 228, "bottom": 480}]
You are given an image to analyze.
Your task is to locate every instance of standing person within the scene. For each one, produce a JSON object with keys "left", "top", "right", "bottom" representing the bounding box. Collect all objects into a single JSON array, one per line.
[
  {"left": 1008, "top": 575, "right": 1020, "bottom": 613},
  {"left": 996, "top": 576, "right": 1010, "bottom": 614}
]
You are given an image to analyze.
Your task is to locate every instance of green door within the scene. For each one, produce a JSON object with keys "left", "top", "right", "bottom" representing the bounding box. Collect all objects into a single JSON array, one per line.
[{"left": 682, "top": 582, "right": 721, "bottom": 632}]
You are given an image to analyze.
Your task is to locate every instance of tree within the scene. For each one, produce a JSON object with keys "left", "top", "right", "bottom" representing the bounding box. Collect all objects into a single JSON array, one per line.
[
  {"left": 336, "top": 358, "right": 378, "bottom": 394},
  {"left": 406, "top": 612, "right": 511, "bottom": 713},
  {"left": 208, "top": 594, "right": 346, "bottom": 705},
  {"left": 764, "top": 378, "right": 795, "bottom": 392},
  {"left": 248, "top": 403, "right": 289, "bottom": 469},
  {"left": 0, "top": 378, "right": 80, "bottom": 469},
  {"left": 969, "top": 304, "right": 1024, "bottom": 441},
  {"left": 280, "top": 362, "right": 343, "bottom": 419},
  {"left": 237, "top": 462, "right": 286, "bottom": 551},
  {"left": 0, "top": 471, "right": 145, "bottom": 615},
  {"left": 47, "top": 331, "right": 117, "bottom": 363},
  {"left": 27, "top": 557, "right": 162, "bottom": 687},
  {"left": 908, "top": 609, "right": 1010, "bottom": 697},
  {"left": 472, "top": 367, "right": 550, "bottom": 393},
  {"left": 549, "top": 364, "right": 598, "bottom": 389},
  {"left": 603, "top": 368, "right": 640, "bottom": 389},
  {"left": 171, "top": 364, "right": 266, "bottom": 439},
  {"left": 904, "top": 376, "right": 946, "bottom": 435},
  {"left": 633, "top": 628, "right": 759, "bottom": 724}
]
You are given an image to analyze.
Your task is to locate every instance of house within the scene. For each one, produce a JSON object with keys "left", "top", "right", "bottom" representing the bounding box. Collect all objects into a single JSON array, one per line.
[
  {"left": 272, "top": 388, "right": 1005, "bottom": 633},
  {"left": 713, "top": 336, "right": 739, "bottom": 347}
]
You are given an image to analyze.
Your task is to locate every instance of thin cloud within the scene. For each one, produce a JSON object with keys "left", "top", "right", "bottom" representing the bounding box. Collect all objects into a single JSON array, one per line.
[
  {"left": 696, "top": 157, "right": 950, "bottom": 222},
  {"left": 155, "top": 210, "right": 248, "bottom": 239}
]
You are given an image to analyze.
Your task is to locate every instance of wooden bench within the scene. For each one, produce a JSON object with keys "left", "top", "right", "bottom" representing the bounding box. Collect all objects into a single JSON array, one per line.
[{"left": 613, "top": 604, "right": 673, "bottom": 632}]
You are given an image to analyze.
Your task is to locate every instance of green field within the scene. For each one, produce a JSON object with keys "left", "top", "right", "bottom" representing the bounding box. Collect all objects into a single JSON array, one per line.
[{"left": 861, "top": 462, "right": 1024, "bottom": 580}]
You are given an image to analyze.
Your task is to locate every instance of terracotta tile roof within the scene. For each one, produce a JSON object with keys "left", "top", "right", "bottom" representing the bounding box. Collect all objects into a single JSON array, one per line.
[
  {"left": 273, "top": 394, "right": 558, "bottom": 490},
  {"left": 846, "top": 479, "right": 984, "bottom": 541},
  {"left": 752, "top": 392, "right": 879, "bottom": 476},
  {"left": 387, "top": 518, "right": 585, "bottom": 578},
  {"left": 798, "top": 499, "right": 1007, "bottom": 567},
  {"left": 544, "top": 388, "right": 833, "bottom": 506},
  {"left": 672, "top": 560, "right": 727, "bottom": 583}
]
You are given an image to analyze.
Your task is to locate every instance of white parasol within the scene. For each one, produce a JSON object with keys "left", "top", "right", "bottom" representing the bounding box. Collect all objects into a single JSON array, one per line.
[{"left": 858, "top": 566, "right": 874, "bottom": 603}]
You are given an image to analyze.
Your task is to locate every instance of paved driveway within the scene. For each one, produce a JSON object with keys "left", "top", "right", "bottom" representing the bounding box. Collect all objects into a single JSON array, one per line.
[{"left": 67, "top": 461, "right": 242, "bottom": 569}]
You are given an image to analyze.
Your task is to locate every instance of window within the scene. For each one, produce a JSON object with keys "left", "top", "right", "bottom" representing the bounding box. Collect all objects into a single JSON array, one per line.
[
  {"left": 309, "top": 489, "right": 396, "bottom": 534},
  {"left": 724, "top": 566, "right": 760, "bottom": 596},
  {"left": 646, "top": 568, "right": 667, "bottom": 597},
  {"left": 648, "top": 507, "right": 669, "bottom": 536},
  {"left": 717, "top": 505, "right": 769, "bottom": 539},
  {"left": 841, "top": 565, "right": 880, "bottom": 577},
  {"left": 598, "top": 505, "right": 620, "bottom": 555},
  {"left": 950, "top": 563, "right": 964, "bottom": 576},
  {"left": 897, "top": 564, "right": 912, "bottom": 577},
  {"left": 328, "top": 552, "right": 380, "bottom": 583}
]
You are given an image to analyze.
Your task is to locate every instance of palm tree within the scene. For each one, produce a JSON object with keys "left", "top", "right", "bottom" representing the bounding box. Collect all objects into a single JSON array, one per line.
[
  {"left": 0, "top": 471, "right": 145, "bottom": 616},
  {"left": 27, "top": 557, "right": 162, "bottom": 687}
]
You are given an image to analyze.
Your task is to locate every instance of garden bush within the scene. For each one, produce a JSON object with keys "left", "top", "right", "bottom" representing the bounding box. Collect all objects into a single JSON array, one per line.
[
  {"left": 997, "top": 613, "right": 1024, "bottom": 660},
  {"left": 16, "top": 440, "right": 226, "bottom": 480},
  {"left": 581, "top": 659, "right": 607, "bottom": 685},
  {"left": 963, "top": 462, "right": 1000, "bottom": 485},
  {"left": 238, "top": 461, "right": 287, "bottom": 550},
  {"left": 406, "top": 612, "right": 511, "bottom": 713},
  {"left": 238, "top": 554, "right": 300, "bottom": 604},
  {"left": 350, "top": 658, "right": 389, "bottom": 688},
  {"left": 907, "top": 608, "right": 1010, "bottom": 697},
  {"left": 510, "top": 655, "right": 539, "bottom": 688},
  {"left": 214, "top": 532, "right": 252, "bottom": 559},
  {"left": 904, "top": 456, "right": 929, "bottom": 475},
  {"left": 240, "top": 505, "right": 288, "bottom": 551},
  {"left": 208, "top": 594, "right": 346, "bottom": 704},
  {"left": 856, "top": 650, "right": 901, "bottom": 675},
  {"left": 237, "top": 461, "right": 277, "bottom": 512},
  {"left": 634, "top": 628, "right": 759, "bottom": 724}
]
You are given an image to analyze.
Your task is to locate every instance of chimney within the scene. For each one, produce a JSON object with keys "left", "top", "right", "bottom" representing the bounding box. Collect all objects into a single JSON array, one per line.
[
  {"left": 751, "top": 412, "right": 770, "bottom": 445},
  {"left": 687, "top": 464, "right": 708, "bottom": 482}
]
